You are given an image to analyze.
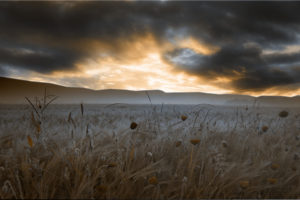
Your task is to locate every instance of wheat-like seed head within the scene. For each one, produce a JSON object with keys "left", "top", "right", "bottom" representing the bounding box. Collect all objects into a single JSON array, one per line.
[{"left": 27, "top": 135, "right": 33, "bottom": 148}]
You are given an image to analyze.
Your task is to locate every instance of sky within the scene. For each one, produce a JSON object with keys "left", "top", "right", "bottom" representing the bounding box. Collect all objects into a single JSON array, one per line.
[{"left": 0, "top": 1, "right": 300, "bottom": 96}]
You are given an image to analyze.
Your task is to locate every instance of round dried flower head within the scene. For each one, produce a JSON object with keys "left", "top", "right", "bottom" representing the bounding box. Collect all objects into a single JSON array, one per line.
[
  {"left": 221, "top": 140, "right": 228, "bottom": 148},
  {"left": 267, "top": 178, "right": 278, "bottom": 184},
  {"left": 130, "top": 122, "right": 138, "bottom": 130},
  {"left": 148, "top": 176, "right": 158, "bottom": 185},
  {"left": 262, "top": 126, "right": 268, "bottom": 132},
  {"left": 285, "top": 147, "right": 289, "bottom": 152},
  {"left": 97, "top": 185, "right": 107, "bottom": 193},
  {"left": 239, "top": 180, "right": 249, "bottom": 189},
  {"left": 270, "top": 163, "right": 280, "bottom": 170},
  {"left": 190, "top": 139, "right": 200, "bottom": 145},
  {"left": 175, "top": 141, "right": 182, "bottom": 147},
  {"left": 107, "top": 163, "right": 117, "bottom": 168},
  {"left": 181, "top": 115, "right": 188, "bottom": 121},
  {"left": 279, "top": 110, "right": 289, "bottom": 118}
]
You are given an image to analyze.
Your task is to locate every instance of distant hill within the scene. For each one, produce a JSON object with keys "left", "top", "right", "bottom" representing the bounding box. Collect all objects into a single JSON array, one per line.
[{"left": 0, "top": 77, "right": 299, "bottom": 107}]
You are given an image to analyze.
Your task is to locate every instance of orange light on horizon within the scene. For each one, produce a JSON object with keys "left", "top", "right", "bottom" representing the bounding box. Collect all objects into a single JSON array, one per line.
[{"left": 5, "top": 34, "right": 299, "bottom": 97}]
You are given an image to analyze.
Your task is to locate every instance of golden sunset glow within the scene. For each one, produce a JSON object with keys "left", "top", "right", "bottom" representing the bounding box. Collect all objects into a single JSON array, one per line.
[{"left": 4, "top": 33, "right": 298, "bottom": 96}]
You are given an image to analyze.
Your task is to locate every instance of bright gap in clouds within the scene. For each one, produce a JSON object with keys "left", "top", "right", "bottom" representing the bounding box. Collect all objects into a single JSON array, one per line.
[
  {"left": 7, "top": 51, "right": 231, "bottom": 94},
  {"left": 77, "top": 52, "right": 232, "bottom": 94},
  {"left": 5, "top": 33, "right": 233, "bottom": 95}
]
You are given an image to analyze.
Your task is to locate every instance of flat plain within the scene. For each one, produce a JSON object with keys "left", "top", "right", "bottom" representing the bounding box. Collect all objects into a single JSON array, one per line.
[{"left": 0, "top": 103, "right": 300, "bottom": 199}]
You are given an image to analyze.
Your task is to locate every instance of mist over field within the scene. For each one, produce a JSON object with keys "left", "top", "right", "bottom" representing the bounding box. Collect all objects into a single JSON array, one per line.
[{"left": 1, "top": 77, "right": 299, "bottom": 106}]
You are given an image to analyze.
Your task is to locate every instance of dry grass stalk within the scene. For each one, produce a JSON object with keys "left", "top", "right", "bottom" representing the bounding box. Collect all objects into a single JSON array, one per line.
[{"left": 130, "top": 146, "right": 135, "bottom": 161}]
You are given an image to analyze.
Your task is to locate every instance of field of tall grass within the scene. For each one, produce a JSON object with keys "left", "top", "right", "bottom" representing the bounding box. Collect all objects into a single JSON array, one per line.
[{"left": 0, "top": 100, "right": 300, "bottom": 199}]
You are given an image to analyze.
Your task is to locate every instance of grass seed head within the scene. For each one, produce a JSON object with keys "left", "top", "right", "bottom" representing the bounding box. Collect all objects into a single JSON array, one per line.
[
  {"left": 279, "top": 110, "right": 288, "bottom": 118},
  {"left": 146, "top": 152, "right": 153, "bottom": 157},
  {"left": 130, "top": 146, "right": 135, "bottom": 161},
  {"left": 148, "top": 176, "right": 158, "bottom": 185},
  {"left": 190, "top": 139, "right": 200, "bottom": 145},
  {"left": 130, "top": 122, "right": 138, "bottom": 130},
  {"left": 181, "top": 115, "right": 187, "bottom": 121},
  {"left": 239, "top": 180, "right": 249, "bottom": 189}
]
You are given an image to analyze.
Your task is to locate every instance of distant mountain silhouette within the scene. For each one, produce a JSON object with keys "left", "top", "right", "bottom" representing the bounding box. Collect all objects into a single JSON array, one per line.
[{"left": 0, "top": 77, "right": 299, "bottom": 106}]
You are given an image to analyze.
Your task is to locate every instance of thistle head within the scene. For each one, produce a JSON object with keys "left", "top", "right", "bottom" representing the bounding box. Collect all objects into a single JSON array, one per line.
[
  {"left": 279, "top": 110, "right": 288, "bottom": 118},
  {"left": 181, "top": 115, "right": 188, "bottom": 121},
  {"left": 239, "top": 180, "right": 249, "bottom": 189},
  {"left": 148, "top": 176, "right": 158, "bottom": 185},
  {"left": 130, "top": 122, "right": 138, "bottom": 130},
  {"left": 190, "top": 139, "right": 200, "bottom": 145}
]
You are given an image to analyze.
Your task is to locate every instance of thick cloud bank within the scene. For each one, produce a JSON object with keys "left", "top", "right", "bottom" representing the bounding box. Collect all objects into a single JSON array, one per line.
[{"left": 0, "top": 1, "right": 299, "bottom": 93}]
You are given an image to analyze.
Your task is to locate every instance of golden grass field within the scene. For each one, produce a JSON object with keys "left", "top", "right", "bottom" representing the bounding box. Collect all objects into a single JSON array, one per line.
[{"left": 0, "top": 101, "right": 300, "bottom": 199}]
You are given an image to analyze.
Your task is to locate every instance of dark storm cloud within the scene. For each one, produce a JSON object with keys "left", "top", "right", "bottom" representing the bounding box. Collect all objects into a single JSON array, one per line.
[
  {"left": 164, "top": 44, "right": 300, "bottom": 91},
  {"left": 1, "top": 1, "right": 300, "bottom": 91},
  {"left": 0, "top": 43, "right": 82, "bottom": 73},
  {"left": 0, "top": 66, "right": 6, "bottom": 76}
]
